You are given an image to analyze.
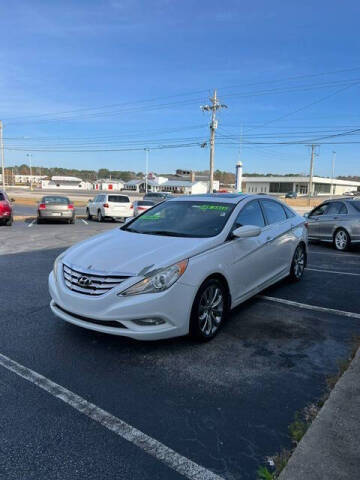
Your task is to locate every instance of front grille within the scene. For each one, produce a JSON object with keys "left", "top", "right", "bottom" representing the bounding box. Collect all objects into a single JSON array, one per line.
[{"left": 63, "top": 263, "right": 130, "bottom": 296}]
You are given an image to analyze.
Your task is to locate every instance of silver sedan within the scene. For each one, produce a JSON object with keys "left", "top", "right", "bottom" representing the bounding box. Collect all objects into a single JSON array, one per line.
[{"left": 305, "top": 199, "right": 360, "bottom": 250}]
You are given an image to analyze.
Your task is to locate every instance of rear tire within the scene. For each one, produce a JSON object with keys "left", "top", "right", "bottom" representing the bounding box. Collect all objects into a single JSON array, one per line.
[
  {"left": 36, "top": 217, "right": 42, "bottom": 224},
  {"left": 190, "top": 278, "right": 228, "bottom": 341},
  {"left": 86, "top": 208, "right": 92, "bottom": 220},
  {"left": 69, "top": 218, "right": 75, "bottom": 224},
  {"left": 97, "top": 210, "right": 103, "bottom": 222},
  {"left": 289, "top": 244, "right": 306, "bottom": 282},
  {"left": 333, "top": 228, "right": 350, "bottom": 251},
  {"left": 5, "top": 215, "right": 13, "bottom": 226}
]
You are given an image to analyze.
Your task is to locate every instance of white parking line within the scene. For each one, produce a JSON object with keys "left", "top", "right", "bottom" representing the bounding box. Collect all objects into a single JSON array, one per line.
[
  {"left": 305, "top": 267, "right": 360, "bottom": 277},
  {"left": 28, "top": 219, "right": 36, "bottom": 227},
  {"left": 259, "top": 295, "right": 360, "bottom": 320},
  {"left": 0, "top": 352, "right": 223, "bottom": 480},
  {"left": 81, "top": 219, "right": 88, "bottom": 225}
]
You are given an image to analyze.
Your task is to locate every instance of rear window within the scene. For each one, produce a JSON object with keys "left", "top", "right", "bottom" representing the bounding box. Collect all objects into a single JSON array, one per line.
[
  {"left": 138, "top": 200, "right": 154, "bottom": 206},
  {"left": 0, "top": 193, "right": 5, "bottom": 201},
  {"left": 261, "top": 199, "right": 287, "bottom": 224},
  {"left": 43, "top": 197, "right": 69, "bottom": 204},
  {"left": 352, "top": 202, "right": 360, "bottom": 212},
  {"left": 108, "top": 195, "right": 130, "bottom": 203}
]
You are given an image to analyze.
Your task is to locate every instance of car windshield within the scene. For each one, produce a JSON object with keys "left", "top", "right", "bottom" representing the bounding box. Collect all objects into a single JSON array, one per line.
[
  {"left": 43, "top": 196, "right": 69, "bottom": 204},
  {"left": 122, "top": 200, "right": 235, "bottom": 237}
]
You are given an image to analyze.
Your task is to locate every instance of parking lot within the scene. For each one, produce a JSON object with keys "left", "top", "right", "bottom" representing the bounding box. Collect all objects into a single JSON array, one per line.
[{"left": 1, "top": 219, "right": 360, "bottom": 480}]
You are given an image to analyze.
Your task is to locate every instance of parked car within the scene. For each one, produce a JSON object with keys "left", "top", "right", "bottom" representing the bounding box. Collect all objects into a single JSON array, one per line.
[
  {"left": 37, "top": 196, "right": 75, "bottom": 224},
  {"left": 342, "top": 190, "right": 357, "bottom": 196},
  {"left": 304, "top": 199, "right": 360, "bottom": 250},
  {"left": 285, "top": 191, "right": 298, "bottom": 199},
  {"left": 133, "top": 200, "right": 155, "bottom": 216},
  {"left": 143, "top": 192, "right": 174, "bottom": 204},
  {"left": 49, "top": 194, "right": 307, "bottom": 341},
  {"left": 0, "top": 190, "right": 14, "bottom": 226},
  {"left": 87, "top": 194, "right": 133, "bottom": 222}
]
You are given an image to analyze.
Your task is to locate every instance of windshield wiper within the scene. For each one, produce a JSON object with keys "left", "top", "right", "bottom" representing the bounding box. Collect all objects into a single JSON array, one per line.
[{"left": 143, "top": 230, "right": 192, "bottom": 237}]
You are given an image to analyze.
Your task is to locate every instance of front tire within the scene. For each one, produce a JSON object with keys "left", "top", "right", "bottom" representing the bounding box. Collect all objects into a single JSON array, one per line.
[
  {"left": 334, "top": 228, "right": 350, "bottom": 251},
  {"left": 5, "top": 215, "right": 13, "bottom": 226},
  {"left": 190, "top": 278, "right": 228, "bottom": 341},
  {"left": 289, "top": 244, "right": 306, "bottom": 282}
]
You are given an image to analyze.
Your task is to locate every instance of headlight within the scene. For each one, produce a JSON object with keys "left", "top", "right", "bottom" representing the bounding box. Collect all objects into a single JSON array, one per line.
[
  {"left": 53, "top": 252, "right": 66, "bottom": 280},
  {"left": 120, "top": 259, "right": 188, "bottom": 296}
]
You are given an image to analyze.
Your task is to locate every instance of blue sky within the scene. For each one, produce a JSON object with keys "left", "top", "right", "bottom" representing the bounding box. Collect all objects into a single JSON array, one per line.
[{"left": 1, "top": 0, "right": 360, "bottom": 176}]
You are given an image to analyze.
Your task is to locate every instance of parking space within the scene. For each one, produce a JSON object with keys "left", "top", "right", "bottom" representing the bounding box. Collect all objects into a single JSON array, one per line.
[{"left": 0, "top": 223, "right": 359, "bottom": 479}]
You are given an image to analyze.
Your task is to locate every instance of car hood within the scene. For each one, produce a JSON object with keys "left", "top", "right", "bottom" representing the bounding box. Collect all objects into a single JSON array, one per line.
[{"left": 62, "top": 228, "right": 219, "bottom": 276}]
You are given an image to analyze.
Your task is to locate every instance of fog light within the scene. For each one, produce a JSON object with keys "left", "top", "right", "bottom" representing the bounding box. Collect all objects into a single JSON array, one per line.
[{"left": 133, "top": 318, "right": 165, "bottom": 326}]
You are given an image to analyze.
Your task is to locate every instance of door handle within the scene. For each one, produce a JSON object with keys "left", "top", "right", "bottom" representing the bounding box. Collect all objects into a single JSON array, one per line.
[{"left": 266, "top": 236, "right": 273, "bottom": 243}]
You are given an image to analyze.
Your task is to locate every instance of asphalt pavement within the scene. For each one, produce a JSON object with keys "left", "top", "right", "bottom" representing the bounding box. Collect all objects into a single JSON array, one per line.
[{"left": 0, "top": 220, "right": 359, "bottom": 479}]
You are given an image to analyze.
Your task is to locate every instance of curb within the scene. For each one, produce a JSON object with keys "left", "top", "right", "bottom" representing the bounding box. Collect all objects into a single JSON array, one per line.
[{"left": 279, "top": 347, "right": 360, "bottom": 480}]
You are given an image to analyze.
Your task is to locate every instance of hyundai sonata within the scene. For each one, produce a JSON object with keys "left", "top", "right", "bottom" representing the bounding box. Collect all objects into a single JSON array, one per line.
[{"left": 49, "top": 194, "right": 307, "bottom": 341}]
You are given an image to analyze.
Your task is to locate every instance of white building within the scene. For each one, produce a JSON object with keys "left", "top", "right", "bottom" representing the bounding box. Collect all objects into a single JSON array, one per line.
[
  {"left": 41, "top": 176, "right": 93, "bottom": 190},
  {"left": 243, "top": 176, "right": 360, "bottom": 196},
  {"left": 124, "top": 174, "right": 219, "bottom": 194},
  {"left": 93, "top": 179, "right": 125, "bottom": 191}
]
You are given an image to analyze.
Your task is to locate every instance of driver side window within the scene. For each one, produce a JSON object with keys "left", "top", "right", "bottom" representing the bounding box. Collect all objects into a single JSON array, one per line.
[
  {"left": 310, "top": 204, "right": 329, "bottom": 217},
  {"left": 235, "top": 200, "right": 265, "bottom": 228}
]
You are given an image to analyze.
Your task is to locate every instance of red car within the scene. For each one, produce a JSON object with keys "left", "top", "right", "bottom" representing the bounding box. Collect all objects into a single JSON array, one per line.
[{"left": 0, "top": 190, "right": 14, "bottom": 226}]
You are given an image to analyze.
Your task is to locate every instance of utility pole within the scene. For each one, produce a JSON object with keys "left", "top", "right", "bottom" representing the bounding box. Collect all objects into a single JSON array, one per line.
[
  {"left": 308, "top": 144, "right": 317, "bottom": 206},
  {"left": 144, "top": 148, "right": 149, "bottom": 193},
  {"left": 27, "top": 153, "right": 32, "bottom": 190},
  {"left": 201, "top": 90, "right": 227, "bottom": 193},
  {"left": 331, "top": 151, "right": 336, "bottom": 198},
  {"left": 0, "top": 121, "right": 5, "bottom": 191}
]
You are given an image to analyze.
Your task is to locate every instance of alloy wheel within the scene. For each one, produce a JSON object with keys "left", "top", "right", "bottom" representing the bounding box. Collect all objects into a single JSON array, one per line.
[
  {"left": 198, "top": 285, "right": 224, "bottom": 337},
  {"left": 293, "top": 246, "right": 305, "bottom": 279},
  {"left": 335, "top": 230, "right": 348, "bottom": 250}
]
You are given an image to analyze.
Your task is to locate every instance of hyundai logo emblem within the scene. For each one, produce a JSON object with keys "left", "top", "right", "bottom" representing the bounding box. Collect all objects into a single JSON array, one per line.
[{"left": 78, "top": 276, "right": 92, "bottom": 287}]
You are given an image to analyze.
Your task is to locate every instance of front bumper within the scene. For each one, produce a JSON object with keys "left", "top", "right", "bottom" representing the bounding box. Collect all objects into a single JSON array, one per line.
[{"left": 48, "top": 270, "right": 195, "bottom": 340}]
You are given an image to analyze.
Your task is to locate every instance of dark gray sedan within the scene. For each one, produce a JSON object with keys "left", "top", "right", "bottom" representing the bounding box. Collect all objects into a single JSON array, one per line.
[
  {"left": 37, "top": 196, "right": 75, "bottom": 224},
  {"left": 305, "top": 199, "right": 360, "bottom": 250}
]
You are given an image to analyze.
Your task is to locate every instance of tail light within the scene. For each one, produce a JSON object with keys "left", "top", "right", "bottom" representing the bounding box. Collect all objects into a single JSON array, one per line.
[
  {"left": 39, "top": 203, "right": 46, "bottom": 210},
  {"left": 68, "top": 204, "right": 74, "bottom": 210},
  {"left": 130, "top": 204, "right": 133, "bottom": 209},
  {"left": 103, "top": 203, "right": 109, "bottom": 208},
  {"left": 138, "top": 206, "right": 146, "bottom": 211},
  {"left": 304, "top": 222, "right": 309, "bottom": 229}
]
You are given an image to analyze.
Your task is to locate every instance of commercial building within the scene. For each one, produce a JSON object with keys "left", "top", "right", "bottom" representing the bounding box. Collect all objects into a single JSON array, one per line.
[
  {"left": 41, "top": 176, "right": 93, "bottom": 190},
  {"left": 243, "top": 176, "right": 360, "bottom": 196}
]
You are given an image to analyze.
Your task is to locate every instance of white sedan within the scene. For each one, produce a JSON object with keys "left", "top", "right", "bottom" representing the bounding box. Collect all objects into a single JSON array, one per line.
[{"left": 49, "top": 194, "right": 308, "bottom": 341}]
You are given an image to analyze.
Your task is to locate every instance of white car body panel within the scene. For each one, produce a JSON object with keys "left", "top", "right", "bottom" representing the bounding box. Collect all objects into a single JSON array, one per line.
[{"left": 49, "top": 194, "right": 308, "bottom": 340}]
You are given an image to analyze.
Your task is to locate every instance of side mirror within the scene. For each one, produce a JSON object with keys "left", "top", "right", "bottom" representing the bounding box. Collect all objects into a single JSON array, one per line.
[
  {"left": 303, "top": 212, "right": 309, "bottom": 218},
  {"left": 232, "top": 225, "right": 261, "bottom": 239},
  {"left": 123, "top": 217, "right": 132, "bottom": 225}
]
